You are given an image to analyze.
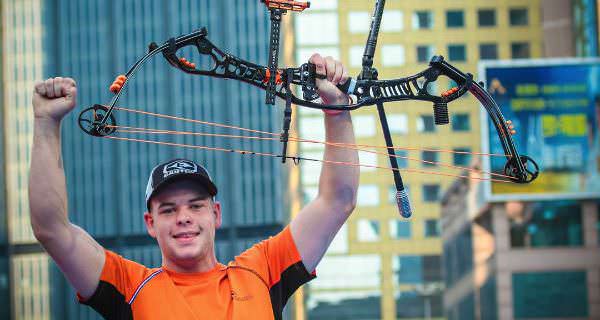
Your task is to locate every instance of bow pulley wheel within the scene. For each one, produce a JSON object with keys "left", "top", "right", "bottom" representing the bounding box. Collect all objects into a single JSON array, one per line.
[
  {"left": 78, "top": 105, "right": 117, "bottom": 137},
  {"left": 504, "top": 155, "right": 539, "bottom": 183}
]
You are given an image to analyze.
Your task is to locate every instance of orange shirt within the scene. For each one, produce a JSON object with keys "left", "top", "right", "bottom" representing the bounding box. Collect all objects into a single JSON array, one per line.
[{"left": 77, "top": 226, "right": 315, "bottom": 319}]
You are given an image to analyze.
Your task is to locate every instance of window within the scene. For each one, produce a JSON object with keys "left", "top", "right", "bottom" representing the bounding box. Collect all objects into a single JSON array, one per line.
[
  {"left": 417, "top": 115, "right": 436, "bottom": 132},
  {"left": 511, "top": 42, "right": 530, "bottom": 59},
  {"left": 395, "top": 256, "right": 422, "bottom": 284},
  {"left": 388, "top": 114, "right": 408, "bottom": 135},
  {"left": 296, "top": 13, "right": 339, "bottom": 45},
  {"left": 358, "top": 185, "right": 380, "bottom": 206},
  {"left": 446, "top": 10, "right": 464, "bottom": 28},
  {"left": 382, "top": 10, "right": 404, "bottom": 32},
  {"left": 424, "top": 219, "right": 440, "bottom": 237},
  {"left": 479, "top": 43, "right": 498, "bottom": 60},
  {"left": 389, "top": 185, "right": 410, "bottom": 203},
  {"left": 513, "top": 271, "right": 588, "bottom": 318},
  {"left": 350, "top": 45, "right": 364, "bottom": 67},
  {"left": 448, "top": 44, "right": 466, "bottom": 62},
  {"left": 354, "top": 115, "right": 377, "bottom": 137},
  {"left": 394, "top": 255, "right": 442, "bottom": 284},
  {"left": 509, "top": 8, "right": 528, "bottom": 26},
  {"left": 422, "top": 151, "right": 438, "bottom": 167},
  {"left": 357, "top": 219, "right": 381, "bottom": 242},
  {"left": 478, "top": 9, "right": 496, "bottom": 27},
  {"left": 300, "top": 117, "right": 326, "bottom": 141},
  {"left": 348, "top": 11, "right": 371, "bottom": 33},
  {"left": 510, "top": 201, "right": 583, "bottom": 248},
  {"left": 390, "top": 220, "right": 411, "bottom": 239},
  {"left": 381, "top": 45, "right": 405, "bottom": 66},
  {"left": 358, "top": 150, "right": 377, "bottom": 172},
  {"left": 451, "top": 113, "right": 470, "bottom": 131},
  {"left": 422, "top": 184, "right": 440, "bottom": 202},
  {"left": 309, "top": 0, "right": 337, "bottom": 10},
  {"left": 417, "top": 45, "right": 435, "bottom": 63},
  {"left": 413, "top": 11, "right": 433, "bottom": 29},
  {"left": 453, "top": 148, "right": 472, "bottom": 166},
  {"left": 394, "top": 150, "right": 409, "bottom": 168}
]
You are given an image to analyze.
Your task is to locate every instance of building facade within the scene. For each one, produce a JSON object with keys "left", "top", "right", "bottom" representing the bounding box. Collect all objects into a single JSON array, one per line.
[
  {"left": 2, "top": 0, "right": 290, "bottom": 319},
  {"left": 294, "top": 1, "right": 542, "bottom": 319},
  {"left": 441, "top": 168, "right": 600, "bottom": 320}
]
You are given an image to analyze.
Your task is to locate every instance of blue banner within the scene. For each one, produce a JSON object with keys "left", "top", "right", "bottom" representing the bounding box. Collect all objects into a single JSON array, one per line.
[{"left": 483, "top": 60, "right": 600, "bottom": 199}]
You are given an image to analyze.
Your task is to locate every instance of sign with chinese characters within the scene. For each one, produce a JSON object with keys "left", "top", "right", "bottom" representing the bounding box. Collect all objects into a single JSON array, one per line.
[{"left": 480, "top": 59, "right": 600, "bottom": 201}]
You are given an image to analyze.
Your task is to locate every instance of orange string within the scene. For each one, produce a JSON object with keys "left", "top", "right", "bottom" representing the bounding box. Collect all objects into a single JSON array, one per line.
[
  {"left": 112, "top": 107, "right": 510, "bottom": 157},
  {"left": 110, "top": 124, "right": 515, "bottom": 180},
  {"left": 103, "top": 134, "right": 516, "bottom": 183}
]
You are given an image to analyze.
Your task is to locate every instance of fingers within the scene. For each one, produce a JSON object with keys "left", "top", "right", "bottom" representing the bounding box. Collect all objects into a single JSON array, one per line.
[
  {"left": 323, "top": 57, "right": 337, "bottom": 82},
  {"left": 34, "top": 81, "right": 47, "bottom": 96},
  {"left": 340, "top": 68, "right": 349, "bottom": 85},
  {"left": 309, "top": 53, "right": 326, "bottom": 76},
  {"left": 53, "top": 77, "right": 64, "bottom": 97},
  {"left": 309, "top": 53, "right": 347, "bottom": 85},
  {"left": 44, "top": 78, "right": 56, "bottom": 98},
  {"left": 332, "top": 60, "right": 344, "bottom": 85},
  {"left": 37, "top": 77, "right": 76, "bottom": 99}
]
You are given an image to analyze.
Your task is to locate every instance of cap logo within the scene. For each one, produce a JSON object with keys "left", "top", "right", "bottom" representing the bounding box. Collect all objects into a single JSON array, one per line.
[{"left": 163, "top": 160, "right": 198, "bottom": 178}]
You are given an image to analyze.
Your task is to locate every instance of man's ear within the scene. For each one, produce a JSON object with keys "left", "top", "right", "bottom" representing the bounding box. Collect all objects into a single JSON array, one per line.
[
  {"left": 213, "top": 201, "right": 222, "bottom": 229},
  {"left": 144, "top": 212, "right": 157, "bottom": 238}
]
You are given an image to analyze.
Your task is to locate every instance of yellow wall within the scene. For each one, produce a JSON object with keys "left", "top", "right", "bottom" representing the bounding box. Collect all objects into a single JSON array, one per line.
[{"left": 296, "top": 1, "right": 542, "bottom": 319}]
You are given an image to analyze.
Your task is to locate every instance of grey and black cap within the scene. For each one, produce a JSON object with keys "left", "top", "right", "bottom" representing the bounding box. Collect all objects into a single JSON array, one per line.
[{"left": 145, "top": 158, "right": 218, "bottom": 210}]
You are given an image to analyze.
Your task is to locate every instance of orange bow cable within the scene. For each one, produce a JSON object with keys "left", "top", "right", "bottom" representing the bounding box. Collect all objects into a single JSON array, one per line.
[
  {"left": 112, "top": 106, "right": 512, "bottom": 158},
  {"left": 103, "top": 135, "right": 515, "bottom": 184},
  {"left": 113, "top": 106, "right": 279, "bottom": 137},
  {"left": 112, "top": 125, "right": 280, "bottom": 142},
  {"left": 109, "top": 124, "right": 517, "bottom": 181}
]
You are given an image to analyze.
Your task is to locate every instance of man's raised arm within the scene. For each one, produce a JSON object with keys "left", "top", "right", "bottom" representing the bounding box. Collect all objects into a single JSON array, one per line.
[
  {"left": 290, "top": 54, "right": 360, "bottom": 272},
  {"left": 29, "top": 77, "right": 104, "bottom": 299}
]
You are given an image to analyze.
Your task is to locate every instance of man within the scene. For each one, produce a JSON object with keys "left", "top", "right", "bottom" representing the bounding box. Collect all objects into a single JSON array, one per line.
[{"left": 29, "top": 53, "right": 359, "bottom": 319}]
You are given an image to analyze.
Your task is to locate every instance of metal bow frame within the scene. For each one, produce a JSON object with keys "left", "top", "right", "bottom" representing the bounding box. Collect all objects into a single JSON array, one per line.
[{"left": 78, "top": 0, "right": 539, "bottom": 218}]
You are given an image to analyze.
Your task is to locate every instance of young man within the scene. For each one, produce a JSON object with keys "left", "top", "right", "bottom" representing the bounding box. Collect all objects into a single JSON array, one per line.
[{"left": 29, "top": 53, "right": 359, "bottom": 319}]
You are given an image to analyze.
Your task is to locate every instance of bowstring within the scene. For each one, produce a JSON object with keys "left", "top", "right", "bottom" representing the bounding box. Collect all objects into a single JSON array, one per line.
[
  {"left": 102, "top": 135, "right": 515, "bottom": 184},
  {"left": 111, "top": 124, "right": 517, "bottom": 181}
]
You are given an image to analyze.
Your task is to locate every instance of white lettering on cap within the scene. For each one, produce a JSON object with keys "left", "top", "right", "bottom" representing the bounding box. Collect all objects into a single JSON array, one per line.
[{"left": 163, "top": 160, "right": 198, "bottom": 178}]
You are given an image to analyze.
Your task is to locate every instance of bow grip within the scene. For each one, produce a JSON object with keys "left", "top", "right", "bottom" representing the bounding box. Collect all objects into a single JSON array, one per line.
[{"left": 303, "top": 62, "right": 356, "bottom": 99}]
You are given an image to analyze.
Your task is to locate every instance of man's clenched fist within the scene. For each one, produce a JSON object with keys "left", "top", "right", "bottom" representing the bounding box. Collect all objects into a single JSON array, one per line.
[{"left": 32, "top": 77, "right": 77, "bottom": 122}]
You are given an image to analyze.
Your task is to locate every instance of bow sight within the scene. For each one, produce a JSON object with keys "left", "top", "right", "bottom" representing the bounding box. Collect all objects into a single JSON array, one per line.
[{"left": 78, "top": 0, "right": 539, "bottom": 218}]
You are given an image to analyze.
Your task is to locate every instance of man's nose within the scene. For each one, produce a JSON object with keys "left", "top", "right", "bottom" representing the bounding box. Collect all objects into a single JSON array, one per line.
[{"left": 175, "top": 209, "right": 192, "bottom": 225}]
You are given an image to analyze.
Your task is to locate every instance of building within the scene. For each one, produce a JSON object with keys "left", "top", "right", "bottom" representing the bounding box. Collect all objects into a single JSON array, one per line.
[
  {"left": 542, "top": 0, "right": 599, "bottom": 57},
  {"left": 441, "top": 165, "right": 600, "bottom": 319},
  {"left": 2, "top": 0, "right": 290, "bottom": 319},
  {"left": 442, "top": 1, "right": 600, "bottom": 319},
  {"left": 294, "top": 1, "right": 543, "bottom": 319}
]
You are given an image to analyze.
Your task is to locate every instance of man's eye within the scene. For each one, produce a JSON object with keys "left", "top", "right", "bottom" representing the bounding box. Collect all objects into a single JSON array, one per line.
[
  {"left": 160, "top": 208, "right": 174, "bottom": 214},
  {"left": 190, "top": 204, "right": 203, "bottom": 210}
]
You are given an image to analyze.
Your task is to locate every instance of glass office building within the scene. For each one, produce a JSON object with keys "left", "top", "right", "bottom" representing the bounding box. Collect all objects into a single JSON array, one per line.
[{"left": 2, "top": 0, "right": 290, "bottom": 318}]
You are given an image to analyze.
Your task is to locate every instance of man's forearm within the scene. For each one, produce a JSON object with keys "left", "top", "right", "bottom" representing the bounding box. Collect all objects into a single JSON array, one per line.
[
  {"left": 29, "top": 118, "right": 70, "bottom": 240},
  {"left": 318, "top": 111, "right": 359, "bottom": 212}
]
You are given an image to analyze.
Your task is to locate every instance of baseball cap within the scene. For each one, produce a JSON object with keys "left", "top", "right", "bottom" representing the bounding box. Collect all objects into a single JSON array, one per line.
[{"left": 145, "top": 158, "right": 218, "bottom": 210}]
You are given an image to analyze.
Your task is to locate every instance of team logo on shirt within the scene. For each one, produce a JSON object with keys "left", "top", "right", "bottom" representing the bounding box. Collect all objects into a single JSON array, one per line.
[
  {"left": 163, "top": 160, "right": 198, "bottom": 178},
  {"left": 231, "top": 290, "right": 253, "bottom": 301}
]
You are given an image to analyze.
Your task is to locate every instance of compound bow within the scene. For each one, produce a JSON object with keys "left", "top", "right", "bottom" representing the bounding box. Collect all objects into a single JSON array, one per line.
[{"left": 78, "top": 0, "right": 539, "bottom": 218}]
